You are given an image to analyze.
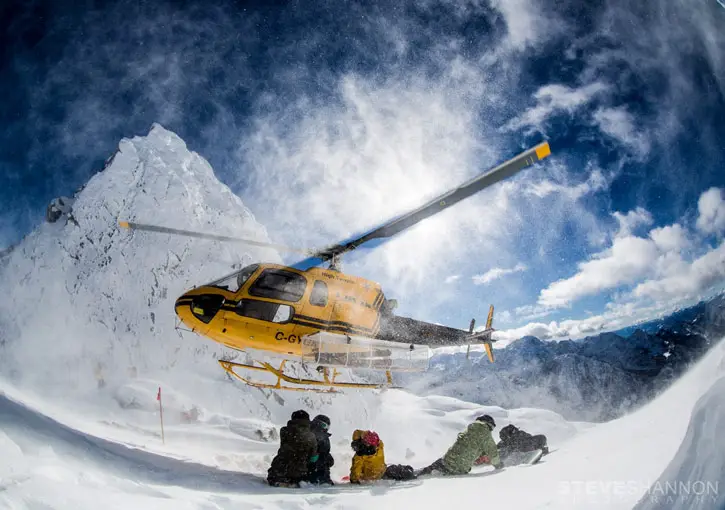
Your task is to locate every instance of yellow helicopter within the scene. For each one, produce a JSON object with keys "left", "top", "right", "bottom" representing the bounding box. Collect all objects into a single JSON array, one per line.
[{"left": 119, "top": 141, "right": 551, "bottom": 392}]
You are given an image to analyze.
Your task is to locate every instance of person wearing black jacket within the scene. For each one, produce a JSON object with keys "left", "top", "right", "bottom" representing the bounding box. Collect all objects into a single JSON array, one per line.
[
  {"left": 496, "top": 424, "right": 548, "bottom": 461},
  {"left": 305, "top": 415, "right": 335, "bottom": 485},
  {"left": 267, "top": 410, "right": 318, "bottom": 487}
]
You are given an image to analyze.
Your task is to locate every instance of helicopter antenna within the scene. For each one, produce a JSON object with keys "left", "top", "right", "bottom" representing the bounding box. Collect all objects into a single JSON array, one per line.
[{"left": 329, "top": 253, "right": 343, "bottom": 272}]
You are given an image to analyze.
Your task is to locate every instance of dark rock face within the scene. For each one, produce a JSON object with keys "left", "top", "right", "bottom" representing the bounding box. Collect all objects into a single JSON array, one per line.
[
  {"left": 46, "top": 196, "right": 75, "bottom": 224},
  {"left": 403, "top": 294, "right": 725, "bottom": 422}
]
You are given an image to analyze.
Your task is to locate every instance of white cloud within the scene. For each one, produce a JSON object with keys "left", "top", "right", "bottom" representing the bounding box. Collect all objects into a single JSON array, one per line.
[
  {"left": 612, "top": 207, "right": 653, "bottom": 237},
  {"left": 523, "top": 165, "right": 609, "bottom": 201},
  {"left": 537, "top": 191, "right": 721, "bottom": 308},
  {"left": 631, "top": 240, "right": 725, "bottom": 301},
  {"left": 514, "top": 303, "right": 556, "bottom": 322},
  {"left": 445, "top": 275, "right": 462, "bottom": 284},
  {"left": 696, "top": 187, "right": 725, "bottom": 235},
  {"left": 503, "top": 82, "right": 610, "bottom": 134},
  {"left": 497, "top": 309, "right": 513, "bottom": 324},
  {"left": 509, "top": 186, "right": 725, "bottom": 342},
  {"left": 487, "top": 0, "right": 561, "bottom": 51},
  {"left": 649, "top": 223, "right": 691, "bottom": 253},
  {"left": 472, "top": 263, "right": 527, "bottom": 285},
  {"left": 592, "top": 107, "right": 651, "bottom": 158},
  {"left": 493, "top": 321, "right": 573, "bottom": 343},
  {"left": 538, "top": 232, "right": 659, "bottom": 307},
  {"left": 493, "top": 296, "right": 687, "bottom": 344}
]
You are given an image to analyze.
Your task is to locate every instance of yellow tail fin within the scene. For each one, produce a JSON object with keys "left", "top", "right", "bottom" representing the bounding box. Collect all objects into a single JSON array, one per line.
[{"left": 485, "top": 342, "right": 495, "bottom": 363}]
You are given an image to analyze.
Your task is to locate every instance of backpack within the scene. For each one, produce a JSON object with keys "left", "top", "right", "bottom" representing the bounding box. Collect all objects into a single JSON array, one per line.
[{"left": 383, "top": 464, "right": 416, "bottom": 481}]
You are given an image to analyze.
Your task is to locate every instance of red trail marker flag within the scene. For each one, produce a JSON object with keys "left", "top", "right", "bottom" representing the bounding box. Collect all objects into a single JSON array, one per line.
[{"left": 157, "top": 386, "right": 165, "bottom": 444}]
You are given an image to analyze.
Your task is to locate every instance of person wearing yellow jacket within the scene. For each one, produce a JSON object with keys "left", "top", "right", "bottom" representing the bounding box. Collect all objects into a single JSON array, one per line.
[{"left": 350, "top": 430, "right": 387, "bottom": 483}]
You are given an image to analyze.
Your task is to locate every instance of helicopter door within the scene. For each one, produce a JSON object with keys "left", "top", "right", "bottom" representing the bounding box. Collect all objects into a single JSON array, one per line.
[
  {"left": 223, "top": 298, "right": 296, "bottom": 350},
  {"left": 223, "top": 268, "right": 307, "bottom": 350}
]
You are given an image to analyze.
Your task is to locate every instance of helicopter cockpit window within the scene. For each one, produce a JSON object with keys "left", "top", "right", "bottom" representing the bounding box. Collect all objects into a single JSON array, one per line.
[
  {"left": 248, "top": 269, "right": 307, "bottom": 303},
  {"left": 208, "top": 264, "right": 259, "bottom": 293},
  {"left": 235, "top": 299, "right": 292, "bottom": 323},
  {"left": 309, "top": 280, "right": 328, "bottom": 307}
]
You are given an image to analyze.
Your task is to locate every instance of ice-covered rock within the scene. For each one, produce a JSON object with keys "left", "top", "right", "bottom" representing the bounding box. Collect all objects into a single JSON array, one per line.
[
  {"left": 45, "top": 196, "right": 76, "bottom": 224},
  {"left": 0, "top": 123, "right": 280, "bottom": 395}
]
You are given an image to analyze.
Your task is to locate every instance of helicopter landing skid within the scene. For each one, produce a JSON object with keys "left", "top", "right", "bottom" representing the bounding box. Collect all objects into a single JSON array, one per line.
[{"left": 218, "top": 359, "right": 398, "bottom": 393}]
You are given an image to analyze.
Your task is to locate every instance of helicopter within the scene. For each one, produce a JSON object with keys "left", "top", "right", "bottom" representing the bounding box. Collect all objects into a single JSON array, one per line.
[{"left": 118, "top": 140, "right": 551, "bottom": 392}]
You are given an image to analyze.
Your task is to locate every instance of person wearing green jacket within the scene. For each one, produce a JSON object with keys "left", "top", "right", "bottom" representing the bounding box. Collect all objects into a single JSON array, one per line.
[{"left": 416, "top": 415, "right": 502, "bottom": 476}]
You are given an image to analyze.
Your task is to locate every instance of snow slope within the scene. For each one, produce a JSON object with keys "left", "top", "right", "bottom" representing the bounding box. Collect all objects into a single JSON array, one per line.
[
  {"left": 633, "top": 376, "right": 725, "bottom": 509},
  {"left": 1, "top": 335, "right": 724, "bottom": 509}
]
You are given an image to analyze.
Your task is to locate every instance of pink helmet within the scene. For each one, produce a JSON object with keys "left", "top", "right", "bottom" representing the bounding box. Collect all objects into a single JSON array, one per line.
[{"left": 362, "top": 431, "right": 380, "bottom": 447}]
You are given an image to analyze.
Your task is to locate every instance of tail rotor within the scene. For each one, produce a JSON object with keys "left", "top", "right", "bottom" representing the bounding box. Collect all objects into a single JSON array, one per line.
[{"left": 466, "top": 304, "right": 496, "bottom": 362}]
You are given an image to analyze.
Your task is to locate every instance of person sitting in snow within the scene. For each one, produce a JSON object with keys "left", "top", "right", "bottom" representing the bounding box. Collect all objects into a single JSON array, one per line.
[
  {"left": 350, "top": 429, "right": 387, "bottom": 483},
  {"left": 489, "top": 423, "right": 548, "bottom": 463},
  {"left": 304, "top": 414, "right": 335, "bottom": 485},
  {"left": 348, "top": 430, "right": 417, "bottom": 483},
  {"left": 416, "top": 414, "right": 502, "bottom": 476},
  {"left": 267, "top": 410, "right": 318, "bottom": 488}
]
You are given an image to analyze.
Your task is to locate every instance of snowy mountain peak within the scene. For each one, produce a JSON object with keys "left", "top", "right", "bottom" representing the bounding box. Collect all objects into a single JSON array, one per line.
[{"left": 0, "top": 124, "right": 281, "bottom": 396}]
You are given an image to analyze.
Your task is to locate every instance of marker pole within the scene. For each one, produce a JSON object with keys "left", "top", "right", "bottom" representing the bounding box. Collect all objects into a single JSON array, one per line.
[{"left": 157, "top": 386, "right": 165, "bottom": 444}]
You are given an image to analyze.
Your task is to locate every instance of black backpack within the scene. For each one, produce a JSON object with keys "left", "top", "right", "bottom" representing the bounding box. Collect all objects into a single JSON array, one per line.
[{"left": 383, "top": 464, "right": 417, "bottom": 481}]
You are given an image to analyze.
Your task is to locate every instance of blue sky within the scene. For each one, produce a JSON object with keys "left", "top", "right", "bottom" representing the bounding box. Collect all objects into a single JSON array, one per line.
[{"left": 2, "top": 0, "right": 725, "bottom": 341}]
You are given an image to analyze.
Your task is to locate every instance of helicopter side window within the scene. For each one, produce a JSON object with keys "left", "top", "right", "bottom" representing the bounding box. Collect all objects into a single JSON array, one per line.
[
  {"left": 309, "top": 280, "right": 328, "bottom": 307},
  {"left": 236, "top": 264, "right": 259, "bottom": 289},
  {"left": 248, "top": 269, "right": 307, "bottom": 303},
  {"left": 208, "top": 264, "right": 259, "bottom": 293},
  {"left": 235, "top": 299, "right": 293, "bottom": 323}
]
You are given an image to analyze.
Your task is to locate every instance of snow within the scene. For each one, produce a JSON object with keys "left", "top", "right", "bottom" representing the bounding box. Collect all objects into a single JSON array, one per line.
[
  {"left": 1, "top": 124, "right": 723, "bottom": 510},
  {"left": 1, "top": 336, "right": 724, "bottom": 509},
  {"left": 633, "top": 375, "right": 725, "bottom": 509}
]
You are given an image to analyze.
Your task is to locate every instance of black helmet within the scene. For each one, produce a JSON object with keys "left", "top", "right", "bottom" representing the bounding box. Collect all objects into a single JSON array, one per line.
[
  {"left": 476, "top": 414, "right": 496, "bottom": 428},
  {"left": 313, "top": 414, "right": 331, "bottom": 425},
  {"left": 499, "top": 424, "right": 517, "bottom": 440},
  {"left": 291, "top": 410, "right": 310, "bottom": 421}
]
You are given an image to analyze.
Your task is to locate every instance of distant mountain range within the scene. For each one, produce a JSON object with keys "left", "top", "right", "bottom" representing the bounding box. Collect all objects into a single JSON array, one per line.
[{"left": 403, "top": 293, "right": 725, "bottom": 422}]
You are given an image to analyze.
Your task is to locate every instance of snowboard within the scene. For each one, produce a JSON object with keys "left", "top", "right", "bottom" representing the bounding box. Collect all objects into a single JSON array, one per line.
[{"left": 501, "top": 448, "right": 544, "bottom": 467}]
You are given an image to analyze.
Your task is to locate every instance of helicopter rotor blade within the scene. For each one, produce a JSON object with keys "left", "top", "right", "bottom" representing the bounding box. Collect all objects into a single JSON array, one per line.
[
  {"left": 295, "top": 141, "right": 551, "bottom": 267},
  {"left": 118, "top": 221, "right": 312, "bottom": 255}
]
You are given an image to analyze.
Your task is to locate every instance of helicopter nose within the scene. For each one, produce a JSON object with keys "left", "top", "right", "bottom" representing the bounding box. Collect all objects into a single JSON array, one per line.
[{"left": 174, "top": 292, "right": 225, "bottom": 333}]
